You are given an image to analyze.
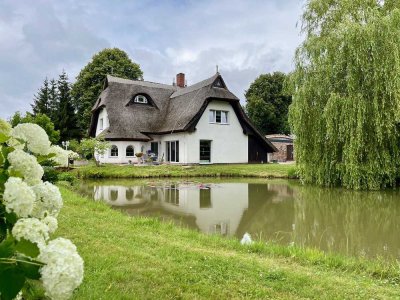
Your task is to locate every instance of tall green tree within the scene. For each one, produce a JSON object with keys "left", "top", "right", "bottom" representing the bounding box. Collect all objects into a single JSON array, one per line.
[
  {"left": 31, "top": 77, "right": 50, "bottom": 116},
  {"left": 48, "top": 78, "right": 59, "bottom": 124},
  {"left": 288, "top": 0, "right": 400, "bottom": 189},
  {"left": 9, "top": 112, "right": 60, "bottom": 144},
  {"left": 245, "top": 72, "right": 291, "bottom": 135},
  {"left": 71, "top": 48, "right": 143, "bottom": 135},
  {"left": 57, "top": 70, "right": 80, "bottom": 142}
]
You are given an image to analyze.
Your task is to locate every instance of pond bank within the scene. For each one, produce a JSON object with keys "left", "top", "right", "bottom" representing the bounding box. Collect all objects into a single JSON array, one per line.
[
  {"left": 72, "top": 163, "right": 298, "bottom": 179},
  {"left": 58, "top": 186, "right": 400, "bottom": 299}
]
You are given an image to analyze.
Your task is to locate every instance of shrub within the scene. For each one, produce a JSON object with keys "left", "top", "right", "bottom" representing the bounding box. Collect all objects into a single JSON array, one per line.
[{"left": 0, "top": 120, "right": 83, "bottom": 299}]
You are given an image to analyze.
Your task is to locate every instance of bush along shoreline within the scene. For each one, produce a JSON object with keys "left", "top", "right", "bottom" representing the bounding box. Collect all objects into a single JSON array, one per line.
[{"left": 0, "top": 120, "right": 83, "bottom": 300}]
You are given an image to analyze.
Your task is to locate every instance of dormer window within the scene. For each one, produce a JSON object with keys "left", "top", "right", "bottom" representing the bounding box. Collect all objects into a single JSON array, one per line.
[{"left": 134, "top": 95, "right": 148, "bottom": 104}]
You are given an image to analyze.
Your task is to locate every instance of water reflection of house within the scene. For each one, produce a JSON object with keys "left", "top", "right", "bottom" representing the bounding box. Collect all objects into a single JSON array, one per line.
[
  {"left": 93, "top": 185, "right": 155, "bottom": 206},
  {"left": 160, "top": 183, "right": 248, "bottom": 236},
  {"left": 93, "top": 183, "right": 249, "bottom": 236}
]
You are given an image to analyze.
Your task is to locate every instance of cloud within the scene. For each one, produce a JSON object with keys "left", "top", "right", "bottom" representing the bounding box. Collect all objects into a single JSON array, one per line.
[{"left": 0, "top": 0, "right": 304, "bottom": 119}]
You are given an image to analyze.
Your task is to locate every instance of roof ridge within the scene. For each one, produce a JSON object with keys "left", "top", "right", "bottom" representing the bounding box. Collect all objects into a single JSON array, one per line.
[
  {"left": 106, "top": 75, "right": 176, "bottom": 90},
  {"left": 170, "top": 73, "right": 220, "bottom": 98}
]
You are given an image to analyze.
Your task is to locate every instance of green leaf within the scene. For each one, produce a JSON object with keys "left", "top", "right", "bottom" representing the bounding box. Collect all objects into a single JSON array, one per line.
[
  {"left": 0, "top": 266, "right": 26, "bottom": 300},
  {"left": 4, "top": 212, "right": 17, "bottom": 227},
  {"left": 15, "top": 239, "right": 40, "bottom": 258},
  {"left": 0, "top": 171, "right": 8, "bottom": 187},
  {"left": 0, "top": 219, "right": 7, "bottom": 242},
  {"left": 16, "top": 256, "right": 43, "bottom": 280},
  {"left": 37, "top": 153, "right": 56, "bottom": 163},
  {"left": 7, "top": 169, "right": 23, "bottom": 179},
  {"left": 0, "top": 133, "right": 9, "bottom": 143},
  {"left": 0, "top": 236, "right": 15, "bottom": 258}
]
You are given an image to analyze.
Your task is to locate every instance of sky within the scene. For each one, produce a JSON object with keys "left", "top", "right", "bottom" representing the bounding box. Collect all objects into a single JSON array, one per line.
[{"left": 0, "top": 0, "right": 304, "bottom": 119}]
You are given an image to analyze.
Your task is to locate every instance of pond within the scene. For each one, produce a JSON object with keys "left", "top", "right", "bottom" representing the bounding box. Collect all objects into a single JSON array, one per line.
[{"left": 78, "top": 178, "right": 400, "bottom": 261}]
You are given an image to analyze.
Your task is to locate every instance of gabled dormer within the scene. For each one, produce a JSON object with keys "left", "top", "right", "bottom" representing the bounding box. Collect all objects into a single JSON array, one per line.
[
  {"left": 212, "top": 75, "right": 227, "bottom": 89},
  {"left": 126, "top": 93, "right": 158, "bottom": 108}
]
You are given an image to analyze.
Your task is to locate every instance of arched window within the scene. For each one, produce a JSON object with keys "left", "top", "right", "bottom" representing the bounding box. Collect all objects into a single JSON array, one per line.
[
  {"left": 110, "top": 145, "right": 118, "bottom": 157},
  {"left": 134, "top": 95, "right": 148, "bottom": 103},
  {"left": 126, "top": 145, "right": 134, "bottom": 157}
]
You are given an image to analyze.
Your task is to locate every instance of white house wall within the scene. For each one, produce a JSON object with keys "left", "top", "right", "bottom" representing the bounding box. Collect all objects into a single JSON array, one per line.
[
  {"left": 96, "top": 100, "right": 248, "bottom": 164},
  {"left": 96, "top": 108, "right": 109, "bottom": 136},
  {"left": 185, "top": 100, "right": 248, "bottom": 164},
  {"left": 96, "top": 141, "right": 144, "bottom": 164}
]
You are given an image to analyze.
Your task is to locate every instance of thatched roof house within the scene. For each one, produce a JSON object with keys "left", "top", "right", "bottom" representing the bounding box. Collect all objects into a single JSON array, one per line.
[{"left": 90, "top": 72, "right": 276, "bottom": 164}]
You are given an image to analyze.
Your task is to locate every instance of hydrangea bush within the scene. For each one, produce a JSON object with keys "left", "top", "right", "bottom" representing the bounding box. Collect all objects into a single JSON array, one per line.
[{"left": 0, "top": 120, "right": 83, "bottom": 300}]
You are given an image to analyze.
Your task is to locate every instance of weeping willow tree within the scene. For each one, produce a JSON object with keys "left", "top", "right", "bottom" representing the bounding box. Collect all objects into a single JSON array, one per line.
[{"left": 289, "top": 0, "right": 400, "bottom": 189}]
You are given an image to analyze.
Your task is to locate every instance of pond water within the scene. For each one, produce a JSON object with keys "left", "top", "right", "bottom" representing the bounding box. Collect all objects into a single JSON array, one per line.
[{"left": 78, "top": 178, "right": 400, "bottom": 261}]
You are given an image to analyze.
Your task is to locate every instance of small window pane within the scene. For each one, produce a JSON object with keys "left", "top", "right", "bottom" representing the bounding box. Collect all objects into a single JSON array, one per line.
[
  {"left": 111, "top": 145, "right": 118, "bottom": 157},
  {"left": 171, "top": 141, "right": 176, "bottom": 162},
  {"left": 221, "top": 111, "right": 228, "bottom": 124},
  {"left": 99, "top": 118, "right": 103, "bottom": 130},
  {"left": 176, "top": 141, "right": 179, "bottom": 162},
  {"left": 216, "top": 111, "right": 221, "bottom": 123},
  {"left": 209, "top": 110, "right": 215, "bottom": 123},
  {"left": 126, "top": 145, "right": 134, "bottom": 157},
  {"left": 134, "top": 95, "right": 148, "bottom": 103}
]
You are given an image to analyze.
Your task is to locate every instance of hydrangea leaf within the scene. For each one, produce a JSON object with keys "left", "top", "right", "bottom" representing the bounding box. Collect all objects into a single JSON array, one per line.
[
  {"left": 0, "top": 133, "right": 9, "bottom": 143},
  {"left": 36, "top": 153, "right": 56, "bottom": 163},
  {"left": 16, "top": 255, "right": 43, "bottom": 280},
  {"left": 0, "top": 236, "right": 15, "bottom": 258},
  {"left": 4, "top": 212, "right": 17, "bottom": 227},
  {"left": 15, "top": 238, "right": 40, "bottom": 258},
  {"left": 0, "top": 171, "right": 8, "bottom": 186},
  {"left": 0, "top": 218, "right": 6, "bottom": 242},
  {"left": 0, "top": 266, "right": 26, "bottom": 300}
]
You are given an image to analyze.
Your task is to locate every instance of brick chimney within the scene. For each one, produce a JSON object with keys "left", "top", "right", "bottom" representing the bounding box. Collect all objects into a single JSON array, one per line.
[{"left": 176, "top": 73, "right": 185, "bottom": 88}]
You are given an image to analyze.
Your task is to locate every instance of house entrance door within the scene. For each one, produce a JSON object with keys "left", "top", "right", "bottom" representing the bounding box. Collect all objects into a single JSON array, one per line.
[{"left": 200, "top": 140, "right": 211, "bottom": 163}]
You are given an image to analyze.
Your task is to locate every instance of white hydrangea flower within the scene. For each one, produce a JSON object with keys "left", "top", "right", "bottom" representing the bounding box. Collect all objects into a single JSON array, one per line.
[
  {"left": 0, "top": 118, "right": 11, "bottom": 138},
  {"left": 9, "top": 123, "right": 51, "bottom": 155},
  {"left": 39, "top": 238, "right": 84, "bottom": 300},
  {"left": 68, "top": 150, "right": 80, "bottom": 160},
  {"left": 12, "top": 218, "right": 49, "bottom": 248},
  {"left": 32, "top": 181, "right": 63, "bottom": 218},
  {"left": 42, "top": 216, "right": 58, "bottom": 234},
  {"left": 3, "top": 177, "right": 36, "bottom": 217},
  {"left": 8, "top": 149, "right": 44, "bottom": 185},
  {"left": 50, "top": 145, "right": 70, "bottom": 167}
]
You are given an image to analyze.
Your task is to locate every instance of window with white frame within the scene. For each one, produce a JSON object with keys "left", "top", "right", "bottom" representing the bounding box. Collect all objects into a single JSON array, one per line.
[
  {"left": 110, "top": 145, "right": 118, "bottom": 157},
  {"left": 99, "top": 118, "right": 103, "bottom": 130},
  {"left": 134, "top": 95, "right": 148, "bottom": 104},
  {"left": 209, "top": 110, "right": 228, "bottom": 124},
  {"left": 126, "top": 145, "right": 134, "bottom": 157}
]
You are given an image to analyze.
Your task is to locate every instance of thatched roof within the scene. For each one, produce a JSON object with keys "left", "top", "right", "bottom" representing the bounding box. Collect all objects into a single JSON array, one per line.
[{"left": 89, "top": 73, "right": 276, "bottom": 152}]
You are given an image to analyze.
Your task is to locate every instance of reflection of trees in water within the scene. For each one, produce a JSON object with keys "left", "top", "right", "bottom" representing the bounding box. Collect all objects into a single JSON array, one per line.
[
  {"left": 237, "top": 183, "right": 400, "bottom": 260},
  {"left": 236, "top": 184, "right": 295, "bottom": 241},
  {"left": 293, "top": 186, "right": 400, "bottom": 259}
]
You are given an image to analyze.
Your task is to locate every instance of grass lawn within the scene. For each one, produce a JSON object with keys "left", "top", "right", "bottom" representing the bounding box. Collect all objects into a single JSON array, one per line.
[
  {"left": 57, "top": 186, "right": 400, "bottom": 299},
  {"left": 73, "top": 163, "right": 297, "bottom": 179}
]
